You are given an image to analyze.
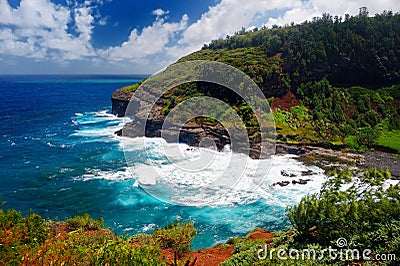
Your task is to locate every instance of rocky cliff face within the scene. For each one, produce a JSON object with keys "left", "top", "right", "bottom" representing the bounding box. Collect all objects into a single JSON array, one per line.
[
  {"left": 111, "top": 89, "right": 134, "bottom": 117},
  {"left": 111, "top": 87, "right": 372, "bottom": 162},
  {"left": 113, "top": 93, "right": 234, "bottom": 153},
  {"left": 111, "top": 86, "right": 274, "bottom": 158}
]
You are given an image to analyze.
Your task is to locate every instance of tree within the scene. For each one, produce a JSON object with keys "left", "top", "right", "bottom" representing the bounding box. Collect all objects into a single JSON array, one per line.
[
  {"left": 355, "top": 126, "right": 379, "bottom": 147},
  {"left": 152, "top": 221, "right": 197, "bottom": 266},
  {"left": 287, "top": 168, "right": 399, "bottom": 252},
  {"left": 359, "top": 6, "right": 369, "bottom": 17}
]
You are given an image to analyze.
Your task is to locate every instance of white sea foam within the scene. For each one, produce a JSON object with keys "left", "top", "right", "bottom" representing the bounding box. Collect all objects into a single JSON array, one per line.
[
  {"left": 77, "top": 168, "right": 134, "bottom": 182},
  {"left": 69, "top": 110, "right": 129, "bottom": 141},
  {"left": 46, "top": 142, "right": 56, "bottom": 147},
  {"left": 87, "top": 140, "right": 327, "bottom": 207},
  {"left": 142, "top": 223, "right": 156, "bottom": 232},
  {"left": 69, "top": 109, "right": 327, "bottom": 208},
  {"left": 119, "top": 136, "right": 327, "bottom": 207}
]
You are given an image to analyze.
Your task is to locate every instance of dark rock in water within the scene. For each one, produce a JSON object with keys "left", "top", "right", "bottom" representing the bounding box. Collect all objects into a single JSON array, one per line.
[
  {"left": 273, "top": 178, "right": 312, "bottom": 186},
  {"left": 281, "top": 170, "right": 297, "bottom": 177},
  {"left": 275, "top": 144, "right": 306, "bottom": 155},
  {"left": 272, "top": 180, "right": 290, "bottom": 187},
  {"left": 292, "top": 178, "right": 312, "bottom": 185},
  {"left": 115, "top": 128, "right": 123, "bottom": 136},
  {"left": 301, "top": 170, "right": 313, "bottom": 176},
  {"left": 276, "top": 181, "right": 290, "bottom": 186},
  {"left": 111, "top": 89, "right": 133, "bottom": 117}
]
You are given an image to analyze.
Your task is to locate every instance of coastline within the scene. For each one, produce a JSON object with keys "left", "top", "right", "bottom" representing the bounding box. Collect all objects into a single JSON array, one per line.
[{"left": 112, "top": 88, "right": 400, "bottom": 178}]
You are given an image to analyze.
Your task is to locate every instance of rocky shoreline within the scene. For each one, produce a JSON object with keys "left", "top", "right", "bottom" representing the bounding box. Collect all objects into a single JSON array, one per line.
[{"left": 112, "top": 88, "right": 400, "bottom": 178}]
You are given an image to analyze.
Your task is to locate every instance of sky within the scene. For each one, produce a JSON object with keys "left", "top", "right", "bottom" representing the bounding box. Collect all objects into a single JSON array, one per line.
[{"left": 0, "top": 0, "right": 398, "bottom": 75}]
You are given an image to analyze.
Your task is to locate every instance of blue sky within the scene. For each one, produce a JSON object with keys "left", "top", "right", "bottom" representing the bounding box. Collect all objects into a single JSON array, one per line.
[{"left": 0, "top": 0, "right": 398, "bottom": 74}]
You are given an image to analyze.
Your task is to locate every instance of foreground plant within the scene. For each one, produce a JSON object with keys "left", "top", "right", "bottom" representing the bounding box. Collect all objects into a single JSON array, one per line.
[{"left": 0, "top": 208, "right": 197, "bottom": 265}]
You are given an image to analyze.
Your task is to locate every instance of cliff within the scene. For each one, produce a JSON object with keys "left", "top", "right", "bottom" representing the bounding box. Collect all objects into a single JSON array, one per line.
[
  {"left": 111, "top": 89, "right": 134, "bottom": 117},
  {"left": 112, "top": 83, "right": 274, "bottom": 159}
]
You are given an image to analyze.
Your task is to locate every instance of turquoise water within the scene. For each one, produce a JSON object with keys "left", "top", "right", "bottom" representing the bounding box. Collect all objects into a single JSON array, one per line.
[{"left": 0, "top": 75, "right": 326, "bottom": 249}]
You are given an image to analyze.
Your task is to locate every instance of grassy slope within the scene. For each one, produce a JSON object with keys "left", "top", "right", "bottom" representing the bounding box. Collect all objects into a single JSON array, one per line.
[{"left": 377, "top": 130, "right": 400, "bottom": 152}]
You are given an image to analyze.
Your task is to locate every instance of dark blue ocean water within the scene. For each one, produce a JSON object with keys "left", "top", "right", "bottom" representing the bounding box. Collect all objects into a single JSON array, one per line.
[{"left": 0, "top": 75, "right": 325, "bottom": 249}]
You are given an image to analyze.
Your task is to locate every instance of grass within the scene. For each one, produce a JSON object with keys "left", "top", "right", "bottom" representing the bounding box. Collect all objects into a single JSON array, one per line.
[
  {"left": 66, "top": 212, "right": 104, "bottom": 231},
  {"left": 376, "top": 130, "right": 400, "bottom": 152},
  {"left": 121, "top": 82, "right": 141, "bottom": 93}
]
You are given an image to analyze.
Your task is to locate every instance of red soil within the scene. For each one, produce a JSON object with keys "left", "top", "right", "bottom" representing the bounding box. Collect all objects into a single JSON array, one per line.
[
  {"left": 246, "top": 228, "right": 274, "bottom": 242},
  {"left": 271, "top": 91, "right": 300, "bottom": 111},
  {"left": 187, "top": 245, "right": 235, "bottom": 266},
  {"left": 163, "top": 228, "right": 274, "bottom": 266}
]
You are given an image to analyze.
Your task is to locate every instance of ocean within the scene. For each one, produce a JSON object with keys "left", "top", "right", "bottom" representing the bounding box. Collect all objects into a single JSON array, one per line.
[{"left": 0, "top": 75, "right": 326, "bottom": 249}]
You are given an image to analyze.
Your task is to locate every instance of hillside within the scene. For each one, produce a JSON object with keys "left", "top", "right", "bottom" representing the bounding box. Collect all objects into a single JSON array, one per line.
[
  {"left": 174, "top": 10, "right": 400, "bottom": 152},
  {"left": 184, "top": 9, "right": 400, "bottom": 89},
  {"left": 114, "top": 10, "right": 400, "bottom": 154}
]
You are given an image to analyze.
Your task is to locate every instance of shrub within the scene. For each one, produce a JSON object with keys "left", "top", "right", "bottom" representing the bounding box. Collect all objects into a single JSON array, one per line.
[
  {"left": 66, "top": 213, "right": 104, "bottom": 231},
  {"left": 287, "top": 168, "right": 399, "bottom": 251},
  {"left": 152, "top": 221, "right": 197, "bottom": 264},
  {"left": 344, "top": 135, "right": 362, "bottom": 150},
  {"left": 290, "top": 105, "right": 310, "bottom": 121},
  {"left": 0, "top": 209, "right": 49, "bottom": 264}
]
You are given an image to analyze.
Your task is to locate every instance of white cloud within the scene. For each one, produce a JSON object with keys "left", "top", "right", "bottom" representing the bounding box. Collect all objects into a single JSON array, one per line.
[
  {"left": 265, "top": 2, "right": 318, "bottom": 27},
  {"left": 0, "top": 0, "right": 71, "bottom": 28},
  {"left": 310, "top": 0, "right": 397, "bottom": 17},
  {"left": 100, "top": 14, "right": 188, "bottom": 62},
  {"left": 152, "top": 8, "right": 169, "bottom": 17},
  {"left": 0, "top": 0, "right": 98, "bottom": 60},
  {"left": 98, "top": 16, "right": 108, "bottom": 26},
  {"left": 178, "top": 0, "right": 301, "bottom": 48},
  {"left": 265, "top": 0, "right": 399, "bottom": 27},
  {"left": 74, "top": 5, "right": 94, "bottom": 41},
  {"left": 0, "top": 0, "right": 399, "bottom": 74}
]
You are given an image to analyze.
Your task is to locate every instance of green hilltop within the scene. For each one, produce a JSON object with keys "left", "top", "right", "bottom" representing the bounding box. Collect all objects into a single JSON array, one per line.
[{"left": 172, "top": 10, "right": 400, "bottom": 152}]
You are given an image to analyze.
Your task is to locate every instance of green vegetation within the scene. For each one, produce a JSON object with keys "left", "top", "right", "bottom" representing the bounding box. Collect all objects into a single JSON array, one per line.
[
  {"left": 121, "top": 80, "right": 144, "bottom": 93},
  {"left": 153, "top": 221, "right": 197, "bottom": 265},
  {"left": 66, "top": 212, "right": 104, "bottom": 231},
  {"left": 220, "top": 168, "right": 400, "bottom": 265},
  {"left": 287, "top": 168, "right": 398, "bottom": 247},
  {"left": 270, "top": 81, "right": 400, "bottom": 150},
  {"left": 377, "top": 130, "right": 400, "bottom": 151},
  {"left": 162, "top": 10, "right": 400, "bottom": 152},
  {"left": 201, "top": 10, "right": 400, "bottom": 88},
  {"left": 0, "top": 209, "right": 196, "bottom": 265}
]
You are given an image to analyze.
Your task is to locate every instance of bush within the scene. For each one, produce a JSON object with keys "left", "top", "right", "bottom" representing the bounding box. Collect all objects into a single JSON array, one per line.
[
  {"left": 355, "top": 126, "right": 380, "bottom": 147},
  {"left": 0, "top": 209, "right": 49, "bottom": 264},
  {"left": 66, "top": 213, "right": 104, "bottom": 231},
  {"left": 152, "top": 221, "right": 197, "bottom": 263},
  {"left": 344, "top": 135, "right": 362, "bottom": 150},
  {"left": 290, "top": 105, "right": 310, "bottom": 121},
  {"left": 287, "top": 168, "right": 399, "bottom": 251}
]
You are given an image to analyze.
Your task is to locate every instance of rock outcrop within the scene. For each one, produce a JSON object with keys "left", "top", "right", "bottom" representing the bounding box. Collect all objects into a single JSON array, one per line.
[
  {"left": 111, "top": 89, "right": 134, "bottom": 117},
  {"left": 112, "top": 85, "right": 276, "bottom": 158}
]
